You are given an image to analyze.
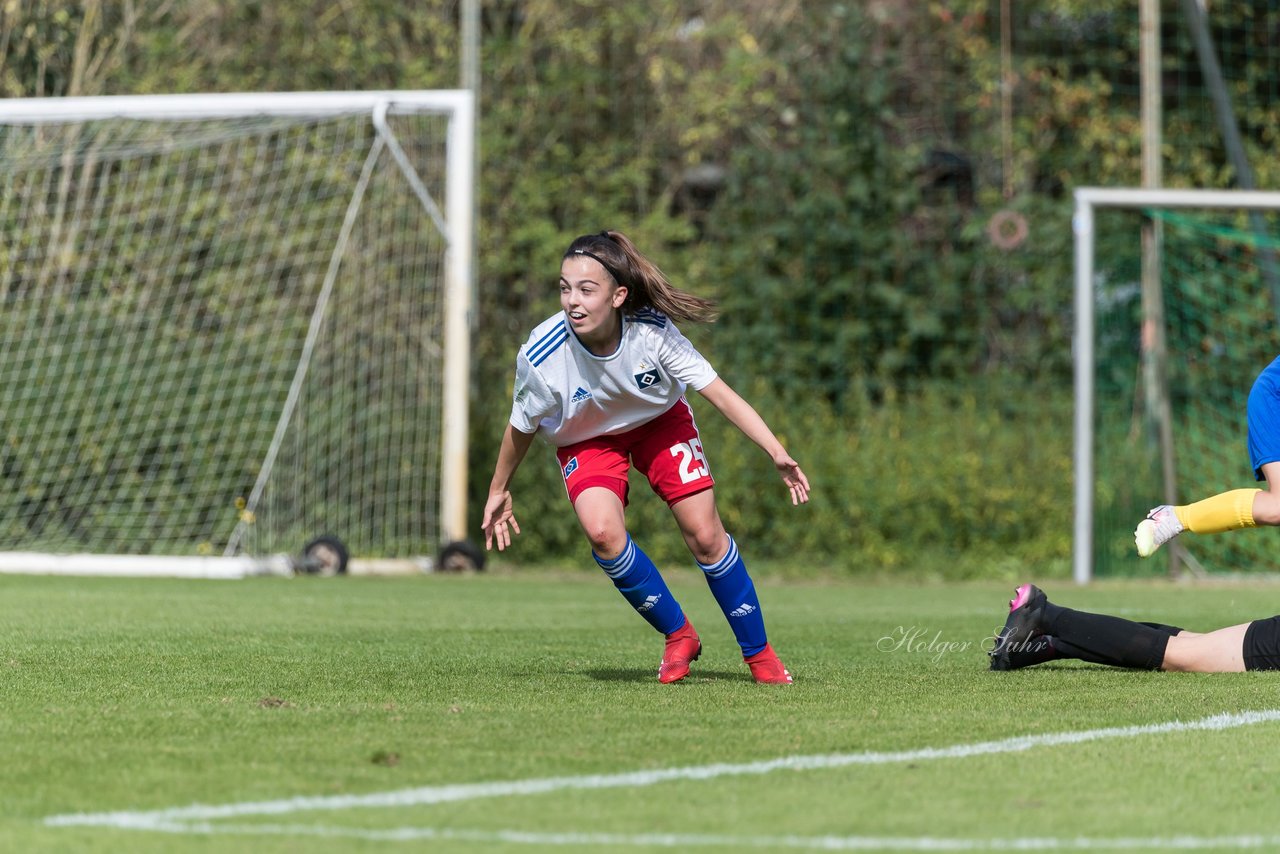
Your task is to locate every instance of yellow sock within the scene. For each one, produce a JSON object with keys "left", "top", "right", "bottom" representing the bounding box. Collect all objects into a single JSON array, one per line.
[{"left": 1174, "top": 489, "right": 1260, "bottom": 534}]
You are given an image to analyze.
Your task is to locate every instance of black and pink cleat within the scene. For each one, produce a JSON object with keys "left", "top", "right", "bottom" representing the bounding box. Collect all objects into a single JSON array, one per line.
[{"left": 989, "top": 583, "right": 1049, "bottom": 671}]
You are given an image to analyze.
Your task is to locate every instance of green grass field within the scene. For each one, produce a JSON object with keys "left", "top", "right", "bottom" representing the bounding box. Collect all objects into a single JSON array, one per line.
[{"left": 4, "top": 569, "right": 1280, "bottom": 853}]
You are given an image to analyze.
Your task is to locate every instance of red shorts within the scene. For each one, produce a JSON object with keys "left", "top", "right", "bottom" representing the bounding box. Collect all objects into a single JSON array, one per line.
[{"left": 556, "top": 399, "right": 714, "bottom": 508}]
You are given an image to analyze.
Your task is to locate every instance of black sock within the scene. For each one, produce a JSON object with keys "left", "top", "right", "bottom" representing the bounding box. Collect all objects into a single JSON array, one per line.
[
  {"left": 1047, "top": 637, "right": 1111, "bottom": 665},
  {"left": 1042, "top": 604, "right": 1170, "bottom": 670},
  {"left": 1050, "top": 621, "right": 1182, "bottom": 665},
  {"left": 1140, "top": 622, "right": 1184, "bottom": 636}
]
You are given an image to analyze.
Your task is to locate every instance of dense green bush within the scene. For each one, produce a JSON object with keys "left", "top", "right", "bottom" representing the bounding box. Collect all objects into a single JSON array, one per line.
[{"left": 3, "top": 2, "right": 1278, "bottom": 576}]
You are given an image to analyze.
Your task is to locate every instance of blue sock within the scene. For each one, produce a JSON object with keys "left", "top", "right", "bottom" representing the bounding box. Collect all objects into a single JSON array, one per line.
[
  {"left": 593, "top": 535, "right": 685, "bottom": 636},
  {"left": 698, "top": 535, "right": 767, "bottom": 657}
]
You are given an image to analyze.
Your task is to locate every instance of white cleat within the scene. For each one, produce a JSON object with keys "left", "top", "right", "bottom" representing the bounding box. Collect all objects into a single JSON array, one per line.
[{"left": 1135, "top": 505, "right": 1184, "bottom": 557}]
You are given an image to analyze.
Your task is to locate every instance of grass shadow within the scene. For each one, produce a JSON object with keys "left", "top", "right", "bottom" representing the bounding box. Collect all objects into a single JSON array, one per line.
[{"left": 583, "top": 668, "right": 753, "bottom": 683}]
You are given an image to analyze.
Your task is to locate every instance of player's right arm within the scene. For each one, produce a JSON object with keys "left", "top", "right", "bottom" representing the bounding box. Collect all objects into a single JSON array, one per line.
[
  {"left": 487, "top": 327, "right": 561, "bottom": 551},
  {"left": 481, "top": 422, "right": 538, "bottom": 551}
]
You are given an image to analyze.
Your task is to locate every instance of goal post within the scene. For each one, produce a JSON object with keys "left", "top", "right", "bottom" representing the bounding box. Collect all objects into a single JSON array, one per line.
[
  {"left": 0, "top": 91, "right": 474, "bottom": 578},
  {"left": 1074, "top": 187, "right": 1280, "bottom": 584}
]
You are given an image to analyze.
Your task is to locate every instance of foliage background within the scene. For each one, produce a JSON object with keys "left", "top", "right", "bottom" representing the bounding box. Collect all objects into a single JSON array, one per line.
[{"left": 2, "top": 0, "right": 1279, "bottom": 577}]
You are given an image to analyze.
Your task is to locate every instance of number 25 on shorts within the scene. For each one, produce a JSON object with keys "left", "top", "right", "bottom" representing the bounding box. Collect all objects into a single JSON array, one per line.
[{"left": 670, "top": 438, "right": 709, "bottom": 484}]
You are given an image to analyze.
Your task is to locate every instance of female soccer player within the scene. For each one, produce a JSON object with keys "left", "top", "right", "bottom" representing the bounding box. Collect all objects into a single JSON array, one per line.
[
  {"left": 989, "top": 583, "right": 1280, "bottom": 673},
  {"left": 480, "top": 231, "right": 809, "bottom": 685},
  {"left": 1136, "top": 354, "right": 1280, "bottom": 557}
]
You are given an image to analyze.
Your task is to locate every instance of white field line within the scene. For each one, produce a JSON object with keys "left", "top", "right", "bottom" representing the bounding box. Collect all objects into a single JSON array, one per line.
[
  {"left": 44, "top": 708, "right": 1280, "bottom": 833},
  {"left": 97, "top": 822, "right": 1280, "bottom": 850}
]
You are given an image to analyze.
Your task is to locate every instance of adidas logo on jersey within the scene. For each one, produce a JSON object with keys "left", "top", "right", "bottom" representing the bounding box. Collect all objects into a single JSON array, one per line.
[
  {"left": 570, "top": 386, "right": 592, "bottom": 403},
  {"left": 637, "top": 594, "right": 662, "bottom": 612},
  {"left": 729, "top": 602, "right": 757, "bottom": 618}
]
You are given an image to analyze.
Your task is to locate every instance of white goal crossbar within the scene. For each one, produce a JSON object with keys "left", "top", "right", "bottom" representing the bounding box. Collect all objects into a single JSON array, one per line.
[
  {"left": 1073, "top": 187, "right": 1280, "bottom": 584},
  {"left": 0, "top": 91, "right": 474, "bottom": 578}
]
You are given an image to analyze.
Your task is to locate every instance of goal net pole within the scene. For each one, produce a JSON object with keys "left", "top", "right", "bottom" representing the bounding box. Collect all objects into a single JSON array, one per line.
[
  {"left": 1073, "top": 187, "right": 1280, "bottom": 584},
  {"left": 0, "top": 90, "right": 469, "bottom": 123},
  {"left": 441, "top": 93, "right": 475, "bottom": 550},
  {"left": 0, "top": 552, "right": 295, "bottom": 580}
]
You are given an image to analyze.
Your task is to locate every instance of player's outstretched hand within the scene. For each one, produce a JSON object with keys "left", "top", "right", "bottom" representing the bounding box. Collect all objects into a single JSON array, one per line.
[
  {"left": 774, "top": 454, "right": 810, "bottom": 505},
  {"left": 481, "top": 490, "right": 521, "bottom": 551}
]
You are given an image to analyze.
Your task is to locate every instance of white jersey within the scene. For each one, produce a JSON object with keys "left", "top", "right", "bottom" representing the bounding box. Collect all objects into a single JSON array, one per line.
[{"left": 510, "top": 308, "right": 718, "bottom": 447}]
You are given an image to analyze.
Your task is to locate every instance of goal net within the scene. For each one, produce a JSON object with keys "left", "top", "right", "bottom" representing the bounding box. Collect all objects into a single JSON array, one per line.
[
  {"left": 1076, "top": 188, "right": 1280, "bottom": 581},
  {"left": 0, "top": 92, "right": 473, "bottom": 577}
]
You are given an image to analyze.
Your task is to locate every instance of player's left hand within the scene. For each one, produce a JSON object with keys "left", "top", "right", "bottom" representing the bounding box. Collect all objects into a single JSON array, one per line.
[{"left": 774, "top": 455, "right": 810, "bottom": 505}]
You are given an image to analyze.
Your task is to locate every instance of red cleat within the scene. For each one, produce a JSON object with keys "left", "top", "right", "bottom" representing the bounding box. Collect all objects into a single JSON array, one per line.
[
  {"left": 745, "top": 643, "right": 792, "bottom": 684},
  {"left": 659, "top": 617, "right": 701, "bottom": 683}
]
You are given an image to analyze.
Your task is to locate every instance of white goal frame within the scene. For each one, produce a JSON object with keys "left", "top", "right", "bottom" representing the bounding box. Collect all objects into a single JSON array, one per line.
[
  {"left": 1073, "top": 187, "right": 1280, "bottom": 584},
  {"left": 0, "top": 91, "right": 474, "bottom": 578}
]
